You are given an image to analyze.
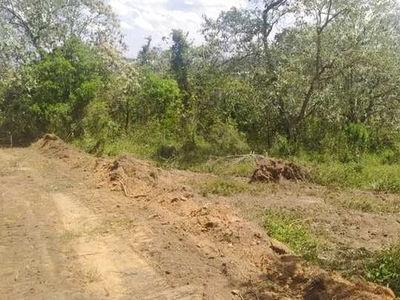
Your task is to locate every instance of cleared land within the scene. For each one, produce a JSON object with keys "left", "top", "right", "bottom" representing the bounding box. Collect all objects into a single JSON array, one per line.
[{"left": 0, "top": 136, "right": 397, "bottom": 299}]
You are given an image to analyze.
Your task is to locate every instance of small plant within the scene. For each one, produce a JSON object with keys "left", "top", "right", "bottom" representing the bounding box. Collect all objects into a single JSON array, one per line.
[
  {"left": 264, "top": 209, "right": 320, "bottom": 261},
  {"left": 198, "top": 177, "right": 260, "bottom": 197},
  {"left": 365, "top": 245, "right": 400, "bottom": 296}
]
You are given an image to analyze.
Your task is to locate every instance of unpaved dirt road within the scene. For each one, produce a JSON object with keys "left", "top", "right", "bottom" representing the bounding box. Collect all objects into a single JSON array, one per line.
[
  {"left": 0, "top": 148, "right": 203, "bottom": 299},
  {"left": 0, "top": 141, "right": 396, "bottom": 300}
]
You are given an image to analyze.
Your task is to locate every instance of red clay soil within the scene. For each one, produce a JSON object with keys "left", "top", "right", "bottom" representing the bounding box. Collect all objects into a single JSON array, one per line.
[{"left": 250, "top": 158, "right": 309, "bottom": 183}]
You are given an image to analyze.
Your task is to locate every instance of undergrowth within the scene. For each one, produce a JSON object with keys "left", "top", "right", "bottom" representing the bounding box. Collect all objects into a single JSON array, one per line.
[
  {"left": 196, "top": 177, "right": 265, "bottom": 197},
  {"left": 75, "top": 132, "right": 400, "bottom": 194},
  {"left": 263, "top": 209, "right": 321, "bottom": 262},
  {"left": 188, "top": 158, "right": 255, "bottom": 177},
  {"left": 365, "top": 245, "right": 400, "bottom": 296},
  {"left": 304, "top": 155, "right": 400, "bottom": 192}
]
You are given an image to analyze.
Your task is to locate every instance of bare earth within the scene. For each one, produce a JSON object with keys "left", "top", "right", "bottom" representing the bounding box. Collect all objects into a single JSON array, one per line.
[{"left": 0, "top": 137, "right": 396, "bottom": 299}]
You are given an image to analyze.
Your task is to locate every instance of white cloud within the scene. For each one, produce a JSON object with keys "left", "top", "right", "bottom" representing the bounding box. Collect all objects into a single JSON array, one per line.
[
  {"left": 134, "top": 17, "right": 154, "bottom": 31},
  {"left": 108, "top": 0, "right": 247, "bottom": 57},
  {"left": 120, "top": 21, "right": 133, "bottom": 29}
]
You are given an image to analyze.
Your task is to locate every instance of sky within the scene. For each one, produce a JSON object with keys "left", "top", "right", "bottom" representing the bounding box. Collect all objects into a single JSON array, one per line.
[{"left": 107, "top": 0, "right": 247, "bottom": 57}]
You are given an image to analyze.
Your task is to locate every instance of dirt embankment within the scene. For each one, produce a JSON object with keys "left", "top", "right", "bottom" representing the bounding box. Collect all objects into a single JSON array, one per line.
[
  {"left": 250, "top": 158, "right": 309, "bottom": 183},
  {"left": 29, "top": 134, "right": 395, "bottom": 299}
]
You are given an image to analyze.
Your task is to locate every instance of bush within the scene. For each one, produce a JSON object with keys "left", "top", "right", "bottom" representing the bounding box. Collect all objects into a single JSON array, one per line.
[
  {"left": 365, "top": 245, "right": 400, "bottom": 295},
  {"left": 206, "top": 121, "right": 250, "bottom": 155},
  {"left": 270, "top": 134, "right": 293, "bottom": 157}
]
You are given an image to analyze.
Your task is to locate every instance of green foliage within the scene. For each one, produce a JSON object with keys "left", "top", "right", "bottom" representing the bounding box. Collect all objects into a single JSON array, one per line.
[
  {"left": 206, "top": 122, "right": 250, "bottom": 155},
  {"left": 100, "top": 120, "right": 180, "bottom": 159},
  {"left": 381, "top": 146, "right": 400, "bottom": 165},
  {"left": 78, "top": 99, "right": 120, "bottom": 154},
  {"left": 170, "top": 29, "right": 190, "bottom": 96},
  {"left": 189, "top": 159, "right": 255, "bottom": 177},
  {"left": 0, "top": 0, "right": 123, "bottom": 61},
  {"left": 135, "top": 72, "right": 182, "bottom": 127},
  {"left": 365, "top": 245, "right": 400, "bottom": 295},
  {"left": 2, "top": 0, "right": 400, "bottom": 198},
  {"left": 308, "top": 155, "right": 400, "bottom": 192},
  {"left": 269, "top": 134, "right": 293, "bottom": 157},
  {"left": 197, "top": 177, "right": 262, "bottom": 197},
  {"left": 345, "top": 123, "right": 370, "bottom": 158},
  {"left": 264, "top": 209, "right": 320, "bottom": 261},
  {"left": 1, "top": 37, "right": 109, "bottom": 139}
]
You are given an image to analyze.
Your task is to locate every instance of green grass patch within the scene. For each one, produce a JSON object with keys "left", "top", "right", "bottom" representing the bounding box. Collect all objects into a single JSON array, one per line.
[
  {"left": 264, "top": 209, "right": 321, "bottom": 261},
  {"left": 189, "top": 159, "right": 255, "bottom": 177},
  {"left": 196, "top": 177, "right": 265, "bottom": 197},
  {"left": 365, "top": 245, "right": 400, "bottom": 296},
  {"left": 301, "top": 155, "right": 400, "bottom": 193}
]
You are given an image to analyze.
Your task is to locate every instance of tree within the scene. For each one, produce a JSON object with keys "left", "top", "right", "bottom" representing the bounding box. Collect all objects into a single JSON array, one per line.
[
  {"left": 170, "top": 29, "right": 190, "bottom": 103},
  {"left": 0, "top": 0, "right": 123, "bottom": 62},
  {"left": 0, "top": 37, "right": 110, "bottom": 138}
]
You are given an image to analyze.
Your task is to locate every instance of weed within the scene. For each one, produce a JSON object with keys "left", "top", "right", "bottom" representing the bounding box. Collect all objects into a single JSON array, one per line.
[
  {"left": 365, "top": 245, "right": 400, "bottom": 296},
  {"left": 303, "top": 155, "right": 400, "bottom": 193},
  {"left": 189, "top": 159, "right": 255, "bottom": 177},
  {"left": 196, "top": 177, "right": 264, "bottom": 197},
  {"left": 264, "top": 209, "right": 321, "bottom": 261},
  {"left": 324, "top": 194, "right": 399, "bottom": 214}
]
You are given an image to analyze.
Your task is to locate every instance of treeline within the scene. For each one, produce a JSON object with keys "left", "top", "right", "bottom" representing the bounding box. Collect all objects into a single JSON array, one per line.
[{"left": 1, "top": 0, "right": 400, "bottom": 163}]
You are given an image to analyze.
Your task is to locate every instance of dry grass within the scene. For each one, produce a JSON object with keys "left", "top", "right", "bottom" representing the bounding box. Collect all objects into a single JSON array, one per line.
[{"left": 324, "top": 192, "right": 400, "bottom": 213}]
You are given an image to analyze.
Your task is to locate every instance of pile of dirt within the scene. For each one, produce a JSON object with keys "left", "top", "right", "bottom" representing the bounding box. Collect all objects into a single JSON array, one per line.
[
  {"left": 31, "top": 134, "right": 93, "bottom": 171},
  {"left": 95, "top": 154, "right": 162, "bottom": 197},
  {"left": 250, "top": 158, "right": 308, "bottom": 183},
  {"left": 32, "top": 134, "right": 71, "bottom": 159}
]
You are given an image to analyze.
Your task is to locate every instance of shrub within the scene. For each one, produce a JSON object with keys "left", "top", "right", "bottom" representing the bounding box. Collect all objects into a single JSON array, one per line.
[
  {"left": 264, "top": 209, "right": 320, "bottom": 261},
  {"left": 365, "top": 245, "right": 400, "bottom": 295},
  {"left": 270, "top": 134, "right": 293, "bottom": 157},
  {"left": 206, "top": 121, "right": 250, "bottom": 155}
]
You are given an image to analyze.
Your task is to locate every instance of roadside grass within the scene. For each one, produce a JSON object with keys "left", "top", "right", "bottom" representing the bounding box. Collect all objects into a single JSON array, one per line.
[
  {"left": 324, "top": 193, "right": 400, "bottom": 214},
  {"left": 75, "top": 135, "right": 400, "bottom": 194},
  {"left": 263, "top": 209, "right": 321, "bottom": 262},
  {"left": 188, "top": 159, "right": 255, "bottom": 177},
  {"left": 365, "top": 245, "right": 400, "bottom": 296},
  {"left": 196, "top": 177, "right": 268, "bottom": 197},
  {"left": 305, "top": 155, "right": 400, "bottom": 193}
]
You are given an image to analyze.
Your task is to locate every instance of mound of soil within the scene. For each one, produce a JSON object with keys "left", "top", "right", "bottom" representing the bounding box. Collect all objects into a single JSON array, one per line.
[
  {"left": 31, "top": 134, "right": 94, "bottom": 172},
  {"left": 250, "top": 158, "right": 308, "bottom": 183},
  {"left": 94, "top": 154, "right": 162, "bottom": 197},
  {"left": 32, "top": 134, "right": 71, "bottom": 159}
]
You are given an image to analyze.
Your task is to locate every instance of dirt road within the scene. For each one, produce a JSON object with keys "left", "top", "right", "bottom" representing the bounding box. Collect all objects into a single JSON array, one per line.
[
  {"left": 0, "top": 148, "right": 205, "bottom": 299},
  {"left": 0, "top": 140, "right": 396, "bottom": 299}
]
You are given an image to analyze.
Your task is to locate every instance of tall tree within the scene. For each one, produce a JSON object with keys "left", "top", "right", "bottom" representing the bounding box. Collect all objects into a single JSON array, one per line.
[
  {"left": 170, "top": 29, "right": 190, "bottom": 102},
  {"left": 0, "top": 0, "right": 123, "bottom": 62}
]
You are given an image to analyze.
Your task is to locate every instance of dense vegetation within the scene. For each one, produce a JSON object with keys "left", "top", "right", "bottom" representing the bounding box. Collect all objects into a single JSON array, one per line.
[{"left": 1, "top": 0, "right": 400, "bottom": 177}]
